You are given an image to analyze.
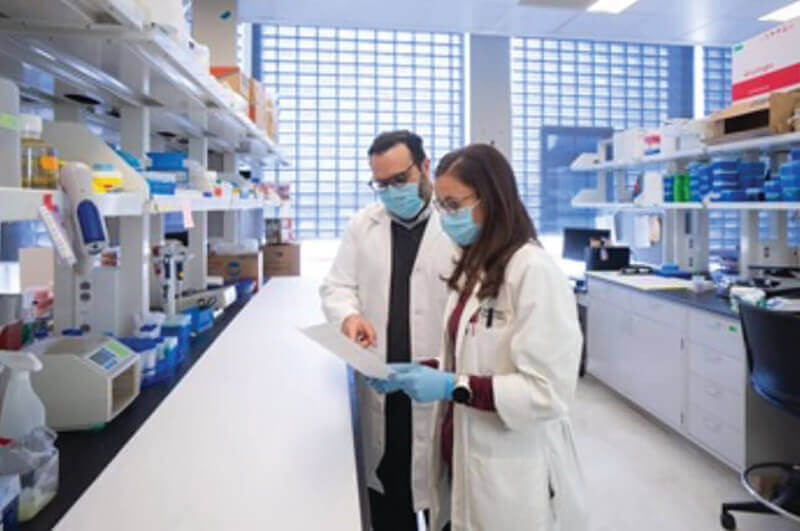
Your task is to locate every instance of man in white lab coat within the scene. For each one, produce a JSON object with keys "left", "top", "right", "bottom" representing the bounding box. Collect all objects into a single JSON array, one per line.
[{"left": 320, "top": 130, "right": 456, "bottom": 530}]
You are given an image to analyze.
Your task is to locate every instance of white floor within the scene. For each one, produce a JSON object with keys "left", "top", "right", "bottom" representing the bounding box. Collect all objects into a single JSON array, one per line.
[
  {"left": 573, "top": 376, "right": 800, "bottom": 531},
  {"left": 299, "top": 240, "right": 800, "bottom": 531}
]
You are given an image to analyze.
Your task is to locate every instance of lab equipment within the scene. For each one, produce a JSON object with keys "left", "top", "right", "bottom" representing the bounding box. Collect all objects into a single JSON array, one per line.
[
  {"left": 90, "top": 163, "right": 123, "bottom": 193},
  {"left": 0, "top": 78, "right": 21, "bottom": 188},
  {"left": 584, "top": 246, "right": 630, "bottom": 271},
  {"left": 147, "top": 151, "right": 188, "bottom": 186},
  {"left": 29, "top": 335, "right": 141, "bottom": 430},
  {"left": 152, "top": 240, "right": 193, "bottom": 318},
  {"left": 562, "top": 227, "right": 611, "bottom": 261},
  {"left": 389, "top": 363, "right": 455, "bottom": 403},
  {"left": 222, "top": 172, "right": 256, "bottom": 199},
  {"left": 60, "top": 162, "right": 109, "bottom": 260},
  {"left": 176, "top": 285, "right": 237, "bottom": 313},
  {"left": 20, "top": 114, "right": 58, "bottom": 189},
  {"left": 0, "top": 427, "right": 58, "bottom": 522},
  {"left": 0, "top": 352, "right": 45, "bottom": 441},
  {"left": 662, "top": 175, "right": 675, "bottom": 202}
]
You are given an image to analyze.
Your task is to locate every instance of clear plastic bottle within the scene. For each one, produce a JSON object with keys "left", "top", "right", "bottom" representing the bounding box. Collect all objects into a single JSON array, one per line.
[{"left": 20, "top": 114, "right": 58, "bottom": 189}]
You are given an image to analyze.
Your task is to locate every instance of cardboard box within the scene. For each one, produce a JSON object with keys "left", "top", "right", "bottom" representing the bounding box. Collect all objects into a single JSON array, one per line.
[
  {"left": 263, "top": 243, "right": 300, "bottom": 277},
  {"left": 211, "top": 66, "right": 250, "bottom": 101},
  {"left": 704, "top": 90, "right": 800, "bottom": 144},
  {"left": 208, "top": 252, "right": 263, "bottom": 291},
  {"left": 732, "top": 17, "right": 800, "bottom": 102}
]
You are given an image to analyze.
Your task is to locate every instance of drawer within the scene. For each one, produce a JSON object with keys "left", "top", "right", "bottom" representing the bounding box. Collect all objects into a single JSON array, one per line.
[
  {"left": 630, "top": 292, "right": 685, "bottom": 327},
  {"left": 588, "top": 279, "right": 631, "bottom": 309},
  {"left": 688, "top": 372, "right": 744, "bottom": 430},
  {"left": 688, "top": 403, "right": 744, "bottom": 469},
  {"left": 688, "top": 341, "right": 746, "bottom": 392},
  {"left": 688, "top": 309, "right": 745, "bottom": 358}
]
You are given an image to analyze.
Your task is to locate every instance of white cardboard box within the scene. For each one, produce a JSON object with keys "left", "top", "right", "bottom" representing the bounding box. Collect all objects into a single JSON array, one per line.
[
  {"left": 732, "top": 17, "right": 800, "bottom": 102},
  {"left": 613, "top": 128, "right": 646, "bottom": 162}
]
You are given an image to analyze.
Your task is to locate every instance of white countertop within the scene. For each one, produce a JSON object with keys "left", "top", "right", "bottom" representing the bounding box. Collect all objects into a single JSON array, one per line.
[
  {"left": 586, "top": 271, "right": 694, "bottom": 291},
  {"left": 55, "top": 278, "right": 361, "bottom": 530}
]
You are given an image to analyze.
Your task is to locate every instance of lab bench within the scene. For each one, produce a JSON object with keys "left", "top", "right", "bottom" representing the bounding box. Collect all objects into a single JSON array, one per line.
[
  {"left": 20, "top": 294, "right": 252, "bottom": 531},
  {"left": 29, "top": 277, "right": 361, "bottom": 531},
  {"left": 584, "top": 272, "right": 800, "bottom": 474}
]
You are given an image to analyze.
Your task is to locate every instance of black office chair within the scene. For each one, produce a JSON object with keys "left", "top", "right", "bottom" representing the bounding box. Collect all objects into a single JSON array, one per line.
[{"left": 720, "top": 303, "right": 800, "bottom": 530}]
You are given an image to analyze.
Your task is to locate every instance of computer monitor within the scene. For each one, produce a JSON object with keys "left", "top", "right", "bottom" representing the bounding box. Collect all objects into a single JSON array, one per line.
[{"left": 562, "top": 227, "right": 611, "bottom": 261}]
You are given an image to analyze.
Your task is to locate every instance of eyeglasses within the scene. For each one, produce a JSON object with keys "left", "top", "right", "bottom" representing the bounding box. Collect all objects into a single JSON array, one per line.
[
  {"left": 368, "top": 162, "right": 417, "bottom": 192},
  {"left": 433, "top": 194, "right": 478, "bottom": 215}
]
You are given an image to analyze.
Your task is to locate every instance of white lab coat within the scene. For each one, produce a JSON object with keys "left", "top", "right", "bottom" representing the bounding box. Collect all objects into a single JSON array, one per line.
[
  {"left": 320, "top": 202, "right": 457, "bottom": 511},
  {"left": 428, "top": 242, "right": 587, "bottom": 531}
]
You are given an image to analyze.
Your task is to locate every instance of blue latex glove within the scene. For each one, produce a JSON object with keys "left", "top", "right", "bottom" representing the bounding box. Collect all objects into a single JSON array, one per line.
[
  {"left": 365, "top": 375, "right": 405, "bottom": 394},
  {"left": 389, "top": 363, "right": 455, "bottom": 403}
]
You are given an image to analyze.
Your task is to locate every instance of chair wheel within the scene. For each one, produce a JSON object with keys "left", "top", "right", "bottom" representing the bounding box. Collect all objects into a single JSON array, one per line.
[{"left": 720, "top": 511, "right": 736, "bottom": 530}]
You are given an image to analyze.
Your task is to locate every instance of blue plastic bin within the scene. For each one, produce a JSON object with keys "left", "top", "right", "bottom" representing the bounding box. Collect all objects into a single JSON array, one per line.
[
  {"left": 182, "top": 306, "right": 214, "bottom": 335},
  {"left": 147, "top": 152, "right": 186, "bottom": 170},
  {"left": 741, "top": 175, "right": 766, "bottom": 189},
  {"left": 146, "top": 179, "right": 177, "bottom": 195},
  {"left": 719, "top": 190, "right": 747, "bottom": 201},
  {"left": 739, "top": 161, "right": 766, "bottom": 176},
  {"left": 764, "top": 180, "right": 783, "bottom": 193},
  {"left": 711, "top": 159, "right": 739, "bottom": 172},
  {"left": 745, "top": 188, "right": 763, "bottom": 201},
  {"left": 161, "top": 314, "right": 192, "bottom": 365},
  {"left": 766, "top": 191, "right": 783, "bottom": 202},
  {"left": 791, "top": 149, "right": 800, "bottom": 162},
  {"left": 783, "top": 188, "right": 800, "bottom": 201},
  {"left": 235, "top": 279, "right": 256, "bottom": 299}
]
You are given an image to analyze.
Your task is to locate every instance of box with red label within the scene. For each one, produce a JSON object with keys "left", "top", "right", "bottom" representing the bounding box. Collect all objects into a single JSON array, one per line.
[
  {"left": 643, "top": 131, "right": 661, "bottom": 156},
  {"left": 732, "top": 17, "right": 800, "bottom": 102}
]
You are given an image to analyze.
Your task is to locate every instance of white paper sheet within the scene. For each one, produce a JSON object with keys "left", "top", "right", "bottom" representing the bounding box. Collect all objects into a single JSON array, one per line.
[{"left": 300, "top": 323, "right": 392, "bottom": 379}]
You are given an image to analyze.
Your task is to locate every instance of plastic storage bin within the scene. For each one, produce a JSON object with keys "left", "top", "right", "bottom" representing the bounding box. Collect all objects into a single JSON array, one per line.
[
  {"left": 791, "top": 149, "right": 800, "bottom": 162},
  {"left": 783, "top": 188, "right": 800, "bottom": 201},
  {"left": 147, "top": 151, "right": 185, "bottom": 170},
  {"left": 739, "top": 161, "right": 767, "bottom": 176},
  {"left": 142, "top": 171, "right": 177, "bottom": 195},
  {"left": 745, "top": 188, "right": 764, "bottom": 201},
  {"left": 118, "top": 337, "right": 159, "bottom": 386},
  {"left": 161, "top": 314, "right": 192, "bottom": 365},
  {"left": 235, "top": 279, "right": 256, "bottom": 299},
  {"left": 718, "top": 190, "right": 747, "bottom": 201},
  {"left": 182, "top": 306, "right": 214, "bottom": 335},
  {"left": 741, "top": 175, "right": 766, "bottom": 189},
  {"left": 766, "top": 192, "right": 783, "bottom": 202},
  {"left": 710, "top": 159, "right": 739, "bottom": 172}
]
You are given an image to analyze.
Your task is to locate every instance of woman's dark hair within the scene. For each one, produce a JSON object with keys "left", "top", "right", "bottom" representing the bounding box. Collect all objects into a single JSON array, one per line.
[
  {"left": 368, "top": 130, "right": 427, "bottom": 168},
  {"left": 436, "top": 143, "right": 538, "bottom": 300}
]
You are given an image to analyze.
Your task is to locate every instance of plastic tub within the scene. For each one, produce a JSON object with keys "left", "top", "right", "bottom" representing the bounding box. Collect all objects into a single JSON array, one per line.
[
  {"left": 182, "top": 306, "right": 214, "bottom": 335},
  {"left": 741, "top": 175, "right": 766, "bottom": 189},
  {"left": 161, "top": 314, "right": 192, "bottom": 365},
  {"left": 765, "top": 191, "right": 783, "bottom": 202},
  {"left": 764, "top": 180, "right": 783, "bottom": 192},
  {"left": 782, "top": 187, "right": 800, "bottom": 201},
  {"left": 781, "top": 160, "right": 800, "bottom": 177},
  {"left": 739, "top": 161, "right": 767, "bottom": 176},
  {"left": 147, "top": 151, "right": 186, "bottom": 170},
  {"left": 791, "top": 148, "right": 800, "bottom": 162},
  {"left": 118, "top": 337, "right": 158, "bottom": 385},
  {"left": 711, "top": 159, "right": 739, "bottom": 172},
  {"left": 712, "top": 190, "right": 746, "bottom": 202},
  {"left": 235, "top": 279, "right": 255, "bottom": 299},
  {"left": 780, "top": 174, "right": 800, "bottom": 189},
  {"left": 745, "top": 188, "right": 763, "bottom": 201}
]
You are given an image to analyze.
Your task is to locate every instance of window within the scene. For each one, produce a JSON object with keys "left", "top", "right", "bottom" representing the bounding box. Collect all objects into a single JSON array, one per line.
[
  {"left": 511, "top": 38, "right": 693, "bottom": 233},
  {"left": 704, "top": 46, "right": 741, "bottom": 261},
  {"left": 261, "top": 25, "right": 464, "bottom": 239}
]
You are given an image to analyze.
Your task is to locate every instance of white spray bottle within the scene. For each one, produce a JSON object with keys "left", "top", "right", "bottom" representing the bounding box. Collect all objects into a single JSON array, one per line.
[{"left": 0, "top": 351, "right": 46, "bottom": 440}]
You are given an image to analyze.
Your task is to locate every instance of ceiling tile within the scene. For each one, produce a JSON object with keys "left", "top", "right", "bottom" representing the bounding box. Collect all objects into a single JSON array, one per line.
[
  {"left": 683, "top": 17, "right": 777, "bottom": 45},
  {"left": 554, "top": 12, "right": 652, "bottom": 40},
  {"left": 494, "top": 6, "right": 579, "bottom": 37}
]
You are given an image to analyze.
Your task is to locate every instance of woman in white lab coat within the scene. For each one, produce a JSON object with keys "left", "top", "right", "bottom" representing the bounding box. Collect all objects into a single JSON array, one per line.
[{"left": 374, "top": 143, "right": 587, "bottom": 531}]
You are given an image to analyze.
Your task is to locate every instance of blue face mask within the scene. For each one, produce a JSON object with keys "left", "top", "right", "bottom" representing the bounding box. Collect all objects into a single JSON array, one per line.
[
  {"left": 440, "top": 203, "right": 482, "bottom": 246},
  {"left": 378, "top": 182, "right": 425, "bottom": 220}
]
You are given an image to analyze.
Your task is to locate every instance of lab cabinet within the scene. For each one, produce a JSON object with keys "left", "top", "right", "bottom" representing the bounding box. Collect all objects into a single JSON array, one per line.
[{"left": 586, "top": 276, "right": 748, "bottom": 470}]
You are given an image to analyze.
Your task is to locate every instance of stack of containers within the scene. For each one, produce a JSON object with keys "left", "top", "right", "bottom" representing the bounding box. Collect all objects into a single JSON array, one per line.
[
  {"left": 146, "top": 151, "right": 188, "bottom": 190},
  {"left": 779, "top": 155, "right": 800, "bottom": 201},
  {"left": 740, "top": 161, "right": 767, "bottom": 201},
  {"left": 710, "top": 158, "right": 744, "bottom": 202},
  {"left": 663, "top": 175, "right": 675, "bottom": 203},
  {"left": 688, "top": 163, "right": 712, "bottom": 202}
]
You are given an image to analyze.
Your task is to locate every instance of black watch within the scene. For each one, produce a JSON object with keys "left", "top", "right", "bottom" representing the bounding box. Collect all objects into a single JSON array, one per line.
[{"left": 452, "top": 375, "right": 472, "bottom": 404}]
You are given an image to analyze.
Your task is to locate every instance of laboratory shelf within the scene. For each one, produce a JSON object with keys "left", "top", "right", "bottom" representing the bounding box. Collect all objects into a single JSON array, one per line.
[
  {"left": 570, "top": 201, "right": 701, "bottom": 213},
  {"left": 704, "top": 202, "right": 800, "bottom": 211},
  {"left": 0, "top": 188, "right": 63, "bottom": 223},
  {"left": 19, "top": 291, "right": 254, "bottom": 531},
  {"left": 150, "top": 195, "right": 272, "bottom": 214},
  {"left": 0, "top": 0, "right": 146, "bottom": 30},
  {"left": 570, "top": 132, "right": 800, "bottom": 173},
  {"left": 0, "top": 14, "right": 287, "bottom": 163}
]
